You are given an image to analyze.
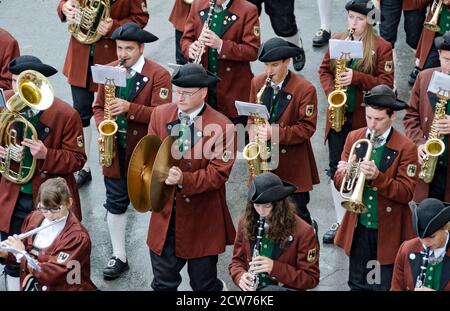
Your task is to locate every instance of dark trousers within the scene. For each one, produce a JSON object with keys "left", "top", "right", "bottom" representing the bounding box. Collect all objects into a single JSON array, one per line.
[
  {"left": 70, "top": 56, "right": 94, "bottom": 128},
  {"left": 247, "top": 0, "right": 298, "bottom": 37},
  {"left": 428, "top": 164, "right": 447, "bottom": 202},
  {"left": 290, "top": 192, "right": 312, "bottom": 225},
  {"left": 379, "top": 0, "right": 427, "bottom": 49},
  {"left": 424, "top": 37, "right": 441, "bottom": 70},
  {"left": 175, "top": 30, "right": 188, "bottom": 65},
  {"left": 150, "top": 205, "right": 222, "bottom": 291},
  {"left": 327, "top": 114, "right": 353, "bottom": 179},
  {"left": 0, "top": 193, "right": 34, "bottom": 277},
  {"left": 348, "top": 224, "right": 394, "bottom": 291},
  {"left": 104, "top": 146, "right": 130, "bottom": 214}
]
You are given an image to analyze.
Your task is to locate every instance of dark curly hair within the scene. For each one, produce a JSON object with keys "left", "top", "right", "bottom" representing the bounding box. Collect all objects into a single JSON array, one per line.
[{"left": 243, "top": 197, "right": 297, "bottom": 249}]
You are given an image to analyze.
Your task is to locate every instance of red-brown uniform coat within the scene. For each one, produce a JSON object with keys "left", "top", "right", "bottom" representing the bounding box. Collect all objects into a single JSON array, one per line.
[
  {"left": 181, "top": 0, "right": 260, "bottom": 119},
  {"left": 319, "top": 33, "right": 394, "bottom": 141},
  {"left": 334, "top": 127, "right": 418, "bottom": 265},
  {"left": 93, "top": 59, "right": 172, "bottom": 179},
  {"left": 3, "top": 211, "right": 96, "bottom": 291},
  {"left": 249, "top": 72, "right": 320, "bottom": 192},
  {"left": 147, "top": 103, "right": 236, "bottom": 258},
  {"left": 401, "top": 0, "right": 433, "bottom": 10},
  {"left": 0, "top": 28, "right": 20, "bottom": 91},
  {"left": 57, "top": 0, "right": 149, "bottom": 91},
  {"left": 403, "top": 67, "right": 450, "bottom": 202},
  {"left": 391, "top": 238, "right": 450, "bottom": 291},
  {"left": 169, "top": 0, "right": 191, "bottom": 32},
  {"left": 229, "top": 216, "right": 320, "bottom": 290},
  {"left": 0, "top": 91, "right": 86, "bottom": 232}
]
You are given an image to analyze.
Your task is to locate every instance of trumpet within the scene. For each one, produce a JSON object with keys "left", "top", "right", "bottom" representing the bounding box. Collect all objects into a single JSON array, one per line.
[
  {"left": 192, "top": 0, "right": 217, "bottom": 64},
  {"left": 424, "top": 0, "right": 443, "bottom": 33},
  {"left": 340, "top": 129, "right": 376, "bottom": 214},
  {"left": 328, "top": 28, "right": 354, "bottom": 133}
]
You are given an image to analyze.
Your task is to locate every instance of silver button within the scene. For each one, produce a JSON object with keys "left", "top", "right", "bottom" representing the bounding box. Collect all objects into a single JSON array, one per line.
[
  {"left": 232, "top": 15, "right": 237, "bottom": 20},
  {"left": 368, "top": 205, "right": 372, "bottom": 208},
  {"left": 197, "top": 131, "right": 202, "bottom": 137},
  {"left": 409, "top": 253, "right": 416, "bottom": 260},
  {"left": 430, "top": 267, "right": 434, "bottom": 271},
  {"left": 200, "top": 11, "right": 205, "bottom": 16},
  {"left": 213, "top": 23, "right": 216, "bottom": 27},
  {"left": 168, "top": 125, "right": 172, "bottom": 130},
  {"left": 185, "top": 198, "right": 191, "bottom": 203},
  {"left": 387, "top": 156, "right": 391, "bottom": 159},
  {"left": 136, "top": 82, "right": 140, "bottom": 86},
  {"left": 133, "top": 130, "right": 138, "bottom": 136},
  {"left": 369, "top": 196, "right": 373, "bottom": 200},
  {"left": 372, "top": 187, "right": 378, "bottom": 191},
  {"left": 130, "top": 115, "right": 135, "bottom": 120},
  {"left": 368, "top": 214, "right": 371, "bottom": 217},
  {"left": 44, "top": 127, "right": 50, "bottom": 133},
  {"left": 281, "top": 149, "right": 287, "bottom": 154},
  {"left": 226, "top": 67, "right": 231, "bottom": 71},
  {"left": 143, "top": 77, "right": 148, "bottom": 82},
  {"left": 104, "top": 44, "right": 108, "bottom": 49},
  {"left": 121, "top": 120, "right": 125, "bottom": 124},
  {"left": 223, "top": 55, "right": 227, "bottom": 59},
  {"left": 42, "top": 285, "right": 48, "bottom": 291},
  {"left": 386, "top": 206, "right": 392, "bottom": 213},
  {"left": 428, "top": 276, "right": 432, "bottom": 280},
  {"left": 287, "top": 95, "right": 292, "bottom": 100},
  {"left": 368, "top": 221, "right": 372, "bottom": 226}
]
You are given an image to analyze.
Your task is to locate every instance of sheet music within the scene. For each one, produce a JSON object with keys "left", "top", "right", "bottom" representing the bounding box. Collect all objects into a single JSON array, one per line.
[
  {"left": 235, "top": 100, "right": 270, "bottom": 120},
  {"left": 427, "top": 71, "right": 450, "bottom": 97},
  {"left": 329, "top": 39, "right": 364, "bottom": 59},
  {"left": 91, "top": 64, "right": 127, "bottom": 87}
]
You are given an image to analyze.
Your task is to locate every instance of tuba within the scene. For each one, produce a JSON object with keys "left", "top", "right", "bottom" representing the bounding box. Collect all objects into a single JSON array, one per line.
[
  {"left": 0, "top": 70, "right": 54, "bottom": 184},
  {"left": 68, "top": 0, "right": 110, "bottom": 45},
  {"left": 424, "top": 0, "right": 443, "bottom": 33},
  {"left": 328, "top": 28, "right": 354, "bottom": 133},
  {"left": 340, "top": 129, "right": 376, "bottom": 214},
  {"left": 243, "top": 75, "right": 272, "bottom": 177},
  {"left": 192, "top": 0, "right": 217, "bottom": 64},
  {"left": 419, "top": 89, "right": 447, "bottom": 183},
  {"left": 98, "top": 59, "right": 125, "bottom": 168}
]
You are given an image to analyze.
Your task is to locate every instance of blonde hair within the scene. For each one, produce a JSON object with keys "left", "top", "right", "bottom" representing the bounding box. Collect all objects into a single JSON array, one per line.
[{"left": 36, "top": 177, "right": 71, "bottom": 209}]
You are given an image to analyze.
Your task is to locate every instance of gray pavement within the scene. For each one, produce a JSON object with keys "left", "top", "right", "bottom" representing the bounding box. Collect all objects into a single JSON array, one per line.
[{"left": 0, "top": 0, "right": 415, "bottom": 291}]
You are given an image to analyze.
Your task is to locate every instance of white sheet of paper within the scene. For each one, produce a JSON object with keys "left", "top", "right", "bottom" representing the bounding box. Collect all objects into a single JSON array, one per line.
[
  {"left": 427, "top": 71, "right": 450, "bottom": 98},
  {"left": 91, "top": 64, "right": 127, "bottom": 87},
  {"left": 235, "top": 100, "right": 269, "bottom": 120},
  {"left": 329, "top": 39, "right": 364, "bottom": 60}
]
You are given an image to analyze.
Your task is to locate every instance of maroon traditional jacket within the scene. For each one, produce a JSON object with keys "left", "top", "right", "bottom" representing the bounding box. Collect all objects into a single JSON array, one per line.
[{"left": 0, "top": 27, "right": 20, "bottom": 90}]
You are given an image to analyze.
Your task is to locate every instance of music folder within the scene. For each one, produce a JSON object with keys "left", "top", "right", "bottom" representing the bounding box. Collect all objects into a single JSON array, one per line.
[
  {"left": 329, "top": 39, "right": 364, "bottom": 60},
  {"left": 91, "top": 64, "right": 127, "bottom": 87},
  {"left": 428, "top": 71, "right": 450, "bottom": 97},
  {"left": 235, "top": 100, "right": 269, "bottom": 120}
]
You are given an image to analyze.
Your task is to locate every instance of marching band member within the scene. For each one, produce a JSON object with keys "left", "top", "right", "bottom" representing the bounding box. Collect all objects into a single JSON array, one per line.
[
  {"left": 0, "top": 27, "right": 20, "bottom": 91},
  {"left": 93, "top": 22, "right": 172, "bottom": 280},
  {"left": 0, "top": 56, "right": 86, "bottom": 291},
  {"left": 169, "top": 0, "right": 191, "bottom": 65},
  {"left": 391, "top": 198, "right": 450, "bottom": 291},
  {"left": 334, "top": 84, "right": 418, "bottom": 291},
  {"left": 249, "top": 37, "right": 320, "bottom": 229},
  {"left": 57, "top": 0, "right": 149, "bottom": 187},
  {"left": 229, "top": 172, "right": 320, "bottom": 291},
  {"left": 312, "top": 0, "right": 333, "bottom": 47},
  {"left": 403, "top": 31, "right": 450, "bottom": 203},
  {"left": 319, "top": 0, "right": 394, "bottom": 244},
  {"left": 147, "top": 63, "right": 236, "bottom": 291},
  {"left": 0, "top": 178, "right": 96, "bottom": 291},
  {"left": 181, "top": 0, "right": 260, "bottom": 124}
]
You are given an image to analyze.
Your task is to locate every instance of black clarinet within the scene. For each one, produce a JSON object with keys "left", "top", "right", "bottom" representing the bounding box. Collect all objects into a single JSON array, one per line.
[
  {"left": 415, "top": 246, "right": 430, "bottom": 289},
  {"left": 249, "top": 216, "right": 265, "bottom": 291}
]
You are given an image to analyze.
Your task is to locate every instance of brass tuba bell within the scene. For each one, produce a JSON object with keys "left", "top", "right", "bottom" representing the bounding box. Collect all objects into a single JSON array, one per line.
[
  {"left": 0, "top": 70, "right": 54, "bottom": 184},
  {"left": 424, "top": 0, "right": 443, "bottom": 33}
]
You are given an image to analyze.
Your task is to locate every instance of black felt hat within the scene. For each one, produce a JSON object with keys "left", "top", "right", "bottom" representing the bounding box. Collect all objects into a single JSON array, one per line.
[
  {"left": 345, "top": 0, "right": 376, "bottom": 16},
  {"left": 435, "top": 31, "right": 450, "bottom": 51},
  {"left": 248, "top": 172, "right": 297, "bottom": 204},
  {"left": 8, "top": 55, "right": 57, "bottom": 77},
  {"left": 412, "top": 198, "right": 450, "bottom": 239},
  {"left": 363, "top": 84, "right": 407, "bottom": 111},
  {"left": 111, "top": 22, "right": 158, "bottom": 43},
  {"left": 171, "top": 63, "right": 218, "bottom": 88},
  {"left": 258, "top": 37, "right": 303, "bottom": 62}
]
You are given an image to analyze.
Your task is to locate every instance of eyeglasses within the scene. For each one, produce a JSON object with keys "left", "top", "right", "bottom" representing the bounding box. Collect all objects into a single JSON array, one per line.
[
  {"left": 36, "top": 202, "right": 62, "bottom": 214},
  {"left": 174, "top": 88, "right": 202, "bottom": 97}
]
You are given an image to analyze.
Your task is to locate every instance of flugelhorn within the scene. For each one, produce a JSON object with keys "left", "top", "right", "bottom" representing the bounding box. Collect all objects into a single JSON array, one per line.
[
  {"left": 424, "top": 0, "right": 443, "bottom": 33},
  {"left": 340, "top": 129, "right": 376, "bottom": 214}
]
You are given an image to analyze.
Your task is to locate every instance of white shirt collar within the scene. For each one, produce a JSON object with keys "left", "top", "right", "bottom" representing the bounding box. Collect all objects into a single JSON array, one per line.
[
  {"left": 366, "top": 126, "right": 392, "bottom": 147},
  {"left": 129, "top": 54, "right": 145, "bottom": 76},
  {"left": 431, "top": 232, "right": 449, "bottom": 259},
  {"left": 33, "top": 216, "right": 68, "bottom": 249},
  {"left": 178, "top": 104, "right": 205, "bottom": 124}
]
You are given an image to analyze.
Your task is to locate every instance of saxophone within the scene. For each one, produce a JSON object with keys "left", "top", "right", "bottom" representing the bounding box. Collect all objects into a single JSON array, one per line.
[
  {"left": 192, "top": 0, "right": 217, "bottom": 64},
  {"left": 243, "top": 75, "right": 273, "bottom": 177},
  {"left": 98, "top": 59, "right": 125, "bottom": 168},
  {"left": 249, "top": 216, "right": 265, "bottom": 291},
  {"left": 328, "top": 28, "right": 354, "bottom": 133},
  {"left": 419, "top": 91, "right": 447, "bottom": 183}
]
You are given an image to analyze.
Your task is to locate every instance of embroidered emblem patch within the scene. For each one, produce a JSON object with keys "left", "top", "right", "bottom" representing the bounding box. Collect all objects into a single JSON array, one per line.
[
  {"left": 57, "top": 252, "right": 70, "bottom": 264},
  {"left": 407, "top": 164, "right": 417, "bottom": 177},
  {"left": 222, "top": 150, "right": 232, "bottom": 163},
  {"left": 307, "top": 248, "right": 317, "bottom": 263},
  {"left": 385, "top": 61, "right": 393, "bottom": 73},
  {"left": 76, "top": 135, "right": 84, "bottom": 148},
  {"left": 306, "top": 104, "right": 314, "bottom": 117},
  {"left": 159, "top": 88, "right": 169, "bottom": 100},
  {"left": 253, "top": 26, "right": 260, "bottom": 37}
]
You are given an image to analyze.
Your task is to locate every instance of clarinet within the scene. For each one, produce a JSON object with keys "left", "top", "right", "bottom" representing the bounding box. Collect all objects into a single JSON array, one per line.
[
  {"left": 415, "top": 246, "right": 430, "bottom": 289},
  {"left": 249, "top": 216, "right": 265, "bottom": 291},
  {"left": 192, "top": 0, "right": 217, "bottom": 64}
]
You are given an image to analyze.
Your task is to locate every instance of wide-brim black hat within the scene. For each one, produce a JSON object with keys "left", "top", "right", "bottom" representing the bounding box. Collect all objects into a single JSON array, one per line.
[
  {"left": 248, "top": 172, "right": 297, "bottom": 204},
  {"left": 171, "top": 63, "right": 218, "bottom": 88},
  {"left": 412, "top": 198, "right": 450, "bottom": 239},
  {"left": 345, "top": 0, "right": 376, "bottom": 16},
  {"left": 363, "top": 84, "right": 407, "bottom": 111},
  {"left": 8, "top": 55, "right": 57, "bottom": 77},
  {"left": 112, "top": 22, "right": 158, "bottom": 43},
  {"left": 258, "top": 37, "right": 303, "bottom": 62},
  {"left": 435, "top": 31, "right": 450, "bottom": 50}
]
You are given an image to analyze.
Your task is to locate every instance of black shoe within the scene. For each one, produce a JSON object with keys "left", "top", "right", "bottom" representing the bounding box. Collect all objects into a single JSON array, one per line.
[
  {"left": 322, "top": 222, "right": 339, "bottom": 244},
  {"left": 408, "top": 67, "right": 420, "bottom": 86},
  {"left": 103, "top": 257, "right": 129, "bottom": 280},
  {"left": 312, "top": 29, "right": 331, "bottom": 47},
  {"left": 75, "top": 169, "right": 92, "bottom": 187},
  {"left": 292, "top": 48, "right": 306, "bottom": 72}
]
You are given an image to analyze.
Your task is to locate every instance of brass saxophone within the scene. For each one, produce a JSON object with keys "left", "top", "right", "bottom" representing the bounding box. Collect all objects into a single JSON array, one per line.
[
  {"left": 192, "top": 0, "right": 217, "bottom": 64},
  {"left": 419, "top": 91, "right": 447, "bottom": 183},
  {"left": 249, "top": 216, "right": 265, "bottom": 291},
  {"left": 243, "top": 75, "right": 273, "bottom": 177},
  {"left": 328, "top": 28, "right": 354, "bottom": 133},
  {"left": 98, "top": 59, "right": 125, "bottom": 168}
]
